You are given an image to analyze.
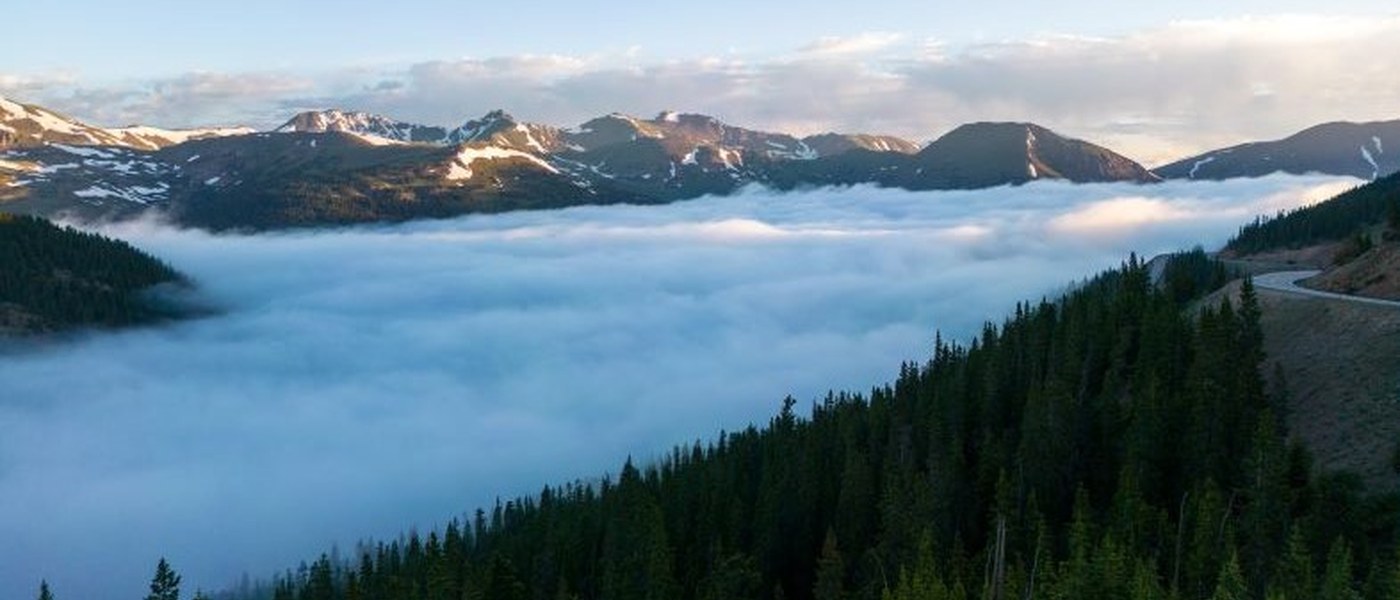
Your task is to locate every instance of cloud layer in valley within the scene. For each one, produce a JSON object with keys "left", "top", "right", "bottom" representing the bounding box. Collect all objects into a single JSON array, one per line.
[
  {"left": 0, "top": 176, "right": 1356, "bottom": 599},
  {"left": 7, "top": 15, "right": 1400, "bottom": 165}
]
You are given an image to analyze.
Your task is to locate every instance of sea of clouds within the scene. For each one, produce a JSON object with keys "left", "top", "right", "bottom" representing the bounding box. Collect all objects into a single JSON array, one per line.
[{"left": 0, "top": 175, "right": 1356, "bottom": 599}]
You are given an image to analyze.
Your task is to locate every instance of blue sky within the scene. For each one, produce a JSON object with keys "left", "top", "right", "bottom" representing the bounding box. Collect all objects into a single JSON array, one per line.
[{"left": 2, "top": 1, "right": 1393, "bottom": 78}]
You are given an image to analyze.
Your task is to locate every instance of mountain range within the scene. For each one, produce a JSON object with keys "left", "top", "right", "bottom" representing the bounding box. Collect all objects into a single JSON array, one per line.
[{"left": 2, "top": 96, "right": 1396, "bottom": 230}]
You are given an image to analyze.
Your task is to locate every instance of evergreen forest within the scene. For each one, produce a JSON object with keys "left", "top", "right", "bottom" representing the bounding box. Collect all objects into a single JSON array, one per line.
[
  {"left": 0, "top": 212, "right": 186, "bottom": 333},
  {"left": 1227, "top": 173, "right": 1400, "bottom": 254}
]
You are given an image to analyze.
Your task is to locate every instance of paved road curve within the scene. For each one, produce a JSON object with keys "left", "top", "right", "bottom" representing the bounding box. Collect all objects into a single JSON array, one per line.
[{"left": 1252, "top": 270, "right": 1400, "bottom": 309}]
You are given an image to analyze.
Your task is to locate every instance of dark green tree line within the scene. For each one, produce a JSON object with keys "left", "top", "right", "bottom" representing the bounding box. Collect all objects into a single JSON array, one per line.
[
  {"left": 1227, "top": 172, "right": 1400, "bottom": 254},
  {"left": 0, "top": 212, "right": 186, "bottom": 332}
]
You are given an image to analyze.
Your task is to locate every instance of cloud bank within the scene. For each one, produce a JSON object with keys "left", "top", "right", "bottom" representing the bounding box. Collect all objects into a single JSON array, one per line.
[
  {"left": 7, "top": 15, "right": 1400, "bottom": 165},
  {"left": 0, "top": 176, "right": 1356, "bottom": 599}
]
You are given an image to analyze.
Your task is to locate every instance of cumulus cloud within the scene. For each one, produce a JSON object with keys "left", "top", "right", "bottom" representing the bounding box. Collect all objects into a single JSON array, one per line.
[
  {"left": 10, "top": 15, "right": 1400, "bottom": 163},
  {"left": 51, "top": 72, "right": 317, "bottom": 129},
  {"left": 0, "top": 175, "right": 1354, "bottom": 599}
]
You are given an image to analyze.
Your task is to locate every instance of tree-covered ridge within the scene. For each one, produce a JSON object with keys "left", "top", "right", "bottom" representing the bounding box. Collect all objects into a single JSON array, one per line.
[
  {"left": 230, "top": 251, "right": 1400, "bottom": 600},
  {"left": 0, "top": 213, "right": 187, "bottom": 333},
  {"left": 1226, "top": 172, "right": 1400, "bottom": 254}
]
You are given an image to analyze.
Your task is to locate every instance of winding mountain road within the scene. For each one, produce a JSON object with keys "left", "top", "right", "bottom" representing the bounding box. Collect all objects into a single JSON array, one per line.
[{"left": 1252, "top": 270, "right": 1400, "bottom": 309}]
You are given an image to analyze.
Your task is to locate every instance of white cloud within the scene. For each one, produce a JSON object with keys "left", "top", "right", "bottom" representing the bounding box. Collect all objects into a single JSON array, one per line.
[
  {"left": 11, "top": 15, "right": 1400, "bottom": 163},
  {"left": 0, "top": 174, "right": 1355, "bottom": 600}
]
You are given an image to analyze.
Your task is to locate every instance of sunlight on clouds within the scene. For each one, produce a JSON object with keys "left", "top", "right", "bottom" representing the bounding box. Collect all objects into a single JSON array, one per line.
[
  {"left": 1048, "top": 197, "right": 1192, "bottom": 233},
  {"left": 935, "top": 224, "right": 994, "bottom": 242}
]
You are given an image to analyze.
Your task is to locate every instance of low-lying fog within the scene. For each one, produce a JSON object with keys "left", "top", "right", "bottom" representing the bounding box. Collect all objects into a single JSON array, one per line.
[{"left": 0, "top": 176, "right": 1355, "bottom": 599}]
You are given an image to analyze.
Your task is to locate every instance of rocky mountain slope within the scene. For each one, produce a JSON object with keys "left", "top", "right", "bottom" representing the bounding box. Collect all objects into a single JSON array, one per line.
[
  {"left": 0, "top": 97, "right": 1163, "bottom": 230},
  {"left": 767, "top": 122, "right": 1160, "bottom": 190},
  {"left": 1156, "top": 120, "right": 1400, "bottom": 181}
]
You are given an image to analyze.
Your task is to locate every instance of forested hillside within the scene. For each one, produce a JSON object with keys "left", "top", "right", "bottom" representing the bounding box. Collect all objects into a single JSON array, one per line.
[
  {"left": 0, "top": 213, "right": 187, "bottom": 334},
  {"left": 1227, "top": 173, "right": 1400, "bottom": 254},
  {"left": 217, "top": 251, "right": 1400, "bottom": 600}
]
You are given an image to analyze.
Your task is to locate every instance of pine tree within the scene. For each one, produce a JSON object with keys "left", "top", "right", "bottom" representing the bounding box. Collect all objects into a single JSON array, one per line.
[
  {"left": 1272, "top": 526, "right": 1314, "bottom": 600},
  {"left": 1211, "top": 550, "right": 1247, "bottom": 600},
  {"left": 1388, "top": 550, "right": 1400, "bottom": 600},
  {"left": 304, "top": 555, "right": 335, "bottom": 600},
  {"left": 36, "top": 580, "right": 54, "bottom": 600},
  {"left": 474, "top": 555, "right": 526, "bottom": 600},
  {"left": 1242, "top": 410, "right": 1288, "bottom": 595},
  {"left": 145, "top": 558, "right": 181, "bottom": 600},
  {"left": 1129, "top": 559, "right": 1162, "bottom": 600},
  {"left": 814, "top": 529, "right": 846, "bottom": 600},
  {"left": 600, "top": 459, "right": 676, "bottom": 600},
  {"left": 1319, "top": 539, "right": 1360, "bottom": 600},
  {"left": 699, "top": 553, "right": 762, "bottom": 600}
]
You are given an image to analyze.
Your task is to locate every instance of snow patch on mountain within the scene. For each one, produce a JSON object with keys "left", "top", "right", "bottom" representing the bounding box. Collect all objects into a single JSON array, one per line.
[
  {"left": 0, "top": 158, "right": 39, "bottom": 173},
  {"left": 17, "top": 106, "right": 94, "bottom": 138},
  {"left": 515, "top": 123, "right": 547, "bottom": 153},
  {"left": 1373, "top": 136, "right": 1384, "bottom": 155},
  {"left": 1025, "top": 127, "right": 1039, "bottom": 178},
  {"left": 1360, "top": 145, "right": 1379, "bottom": 179},
  {"left": 110, "top": 125, "right": 254, "bottom": 148},
  {"left": 51, "top": 144, "right": 117, "bottom": 159},
  {"left": 444, "top": 146, "right": 559, "bottom": 181},
  {"left": 718, "top": 148, "right": 742, "bottom": 170},
  {"left": 1188, "top": 156, "right": 1217, "bottom": 179},
  {"left": 37, "top": 162, "right": 80, "bottom": 175},
  {"left": 72, "top": 182, "right": 169, "bottom": 205},
  {"left": 348, "top": 132, "right": 405, "bottom": 147},
  {"left": 0, "top": 97, "right": 26, "bottom": 116}
]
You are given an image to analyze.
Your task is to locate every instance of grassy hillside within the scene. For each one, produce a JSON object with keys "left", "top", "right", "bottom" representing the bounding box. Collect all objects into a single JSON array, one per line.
[{"left": 0, "top": 213, "right": 187, "bottom": 334}]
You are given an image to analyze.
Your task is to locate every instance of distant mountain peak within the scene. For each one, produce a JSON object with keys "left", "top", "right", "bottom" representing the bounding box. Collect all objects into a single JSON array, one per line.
[
  {"left": 478, "top": 109, "right": 515, "bottom": 122},
  {"left": 276, "top": 109, "right": 447, "bottom": 145},
  {"left": 909, "top": 121, "right": 1157, "bottom": 188},
  {"left": 1156, "top": 119, "right": 1400, "bottom": 181},
  {"left": 800, "top": 132, "right": 920, "bottom": 156}
]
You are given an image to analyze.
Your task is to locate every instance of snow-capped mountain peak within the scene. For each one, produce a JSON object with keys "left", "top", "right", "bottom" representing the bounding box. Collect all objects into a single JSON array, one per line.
[{"left": 276, "top": 109, "right": 449, "bottom": 144}]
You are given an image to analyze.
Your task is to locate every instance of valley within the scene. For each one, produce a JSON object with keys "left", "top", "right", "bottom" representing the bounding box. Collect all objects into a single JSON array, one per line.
[{"left": 5, "top": 6, "right": 1400, "bottom": 599}]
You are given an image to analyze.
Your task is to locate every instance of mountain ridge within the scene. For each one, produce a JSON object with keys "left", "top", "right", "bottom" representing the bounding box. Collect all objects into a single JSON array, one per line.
[
  {"left": 1155, "top": 119, "right": 1400, "bottom": 181},
  {"left": 0, "top": 96, "right": 1167, "bottom": 230}
]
